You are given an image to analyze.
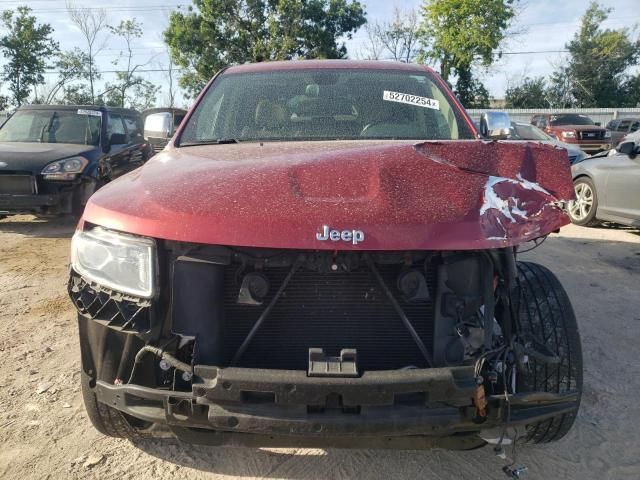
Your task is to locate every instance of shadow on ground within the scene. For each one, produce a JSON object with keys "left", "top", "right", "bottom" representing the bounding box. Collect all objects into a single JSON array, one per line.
[{"left": 0, "top": 215, "right": 76, "bottom": 238}]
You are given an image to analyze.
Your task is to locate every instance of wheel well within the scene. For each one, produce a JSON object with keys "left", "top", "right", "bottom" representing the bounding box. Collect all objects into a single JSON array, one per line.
[{"left": 572, "top": 174, "right": 592, "bottom": 184}]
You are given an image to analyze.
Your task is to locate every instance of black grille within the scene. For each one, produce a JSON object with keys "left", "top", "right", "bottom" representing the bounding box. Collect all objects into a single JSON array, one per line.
[
  {"left": 221, "top": 264, "right": 435, "bottom": 371},
  {"left": 578, "top": 130, "right": 604, "bottom": 140},
  {"left": 0, "top": 174, "right": 36, "bottom": 195}
]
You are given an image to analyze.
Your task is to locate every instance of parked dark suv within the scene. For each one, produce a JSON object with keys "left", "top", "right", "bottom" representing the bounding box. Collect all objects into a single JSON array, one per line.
[{"left": 0, "top": 105, "right": 149, "bottom": 218}]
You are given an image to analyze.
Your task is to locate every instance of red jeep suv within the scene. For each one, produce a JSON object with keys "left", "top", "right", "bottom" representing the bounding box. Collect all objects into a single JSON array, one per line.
[
  {"left": 531, "top": 113, "right": 611, "bottom": 153},
  {"left": 69, "top": 61, "right": 582, "bottom": 452}
]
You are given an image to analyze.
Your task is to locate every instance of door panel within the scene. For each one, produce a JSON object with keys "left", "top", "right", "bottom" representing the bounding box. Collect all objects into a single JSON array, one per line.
[
  {"left": 603, "top": 153, "right": 640, "bottom": 221},
  {"left": 106, "top": 114, "right": 131, "bottom": 177}
]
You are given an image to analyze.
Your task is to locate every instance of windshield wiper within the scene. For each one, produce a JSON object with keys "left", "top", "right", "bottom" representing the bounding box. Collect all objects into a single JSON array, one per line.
[{"left": 180, "top": 138, "right": 239, "bottom": 147}]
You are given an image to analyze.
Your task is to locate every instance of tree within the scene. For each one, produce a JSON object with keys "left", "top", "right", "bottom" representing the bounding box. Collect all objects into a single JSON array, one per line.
[
  {"left": 42, "top": 49, "right": 91, "bottom": 104},
  {"left": 62, "top": 84, "right": 94, "bottom": 105},
  {"left": 418, "top": 0, "right": 515, "bottom": 108},
  {"left": 105, "top": 19, "right": 159, "bottom": 108},
  {"left": 505, "top": 76, "right": 548, "bottom": 108},
  {"left": 546, "top": 67, "right": 577, "bottom": 108},
  {"left": 0, "top": 6, "right": 59, "bottom": 106},
  {"left": 418, "top": 0, "right": 516, "bottom": 83},
  {"left": 623, "top": 74, "right": 640, "bottom": 107},
  {"left": 564, "top": 2, "right": 639, "bottom": 107},
  {"left": 362, "top": 8, "right": 421, "bottom": 63},
  {"left": 454, "top": 66, "right": 490, "bottom": 108},
  {"left": 164, "top": 0, "right": 366, "bottom": 97},
  {"left": 67, "top": 2, "right": 109, "bottom": 104}
]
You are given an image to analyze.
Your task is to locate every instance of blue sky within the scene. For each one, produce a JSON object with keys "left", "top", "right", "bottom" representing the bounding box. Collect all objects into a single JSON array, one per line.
[{"left": 0, "top": 0, "right": 638, "bottom": 106}]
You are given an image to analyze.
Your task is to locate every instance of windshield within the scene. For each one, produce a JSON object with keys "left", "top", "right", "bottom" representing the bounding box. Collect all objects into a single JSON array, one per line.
[
  {"left": 510, "top": 123, "right": 551, "bottom": 141},
  {"left": 0, "top": 109, "right": 102, "bottom": 145},
  {"left": 180, "top": 69, "right": 474, "bottom": 144},
  {"left": 549, "top": 114, "right": 595, "bottom": 126}
]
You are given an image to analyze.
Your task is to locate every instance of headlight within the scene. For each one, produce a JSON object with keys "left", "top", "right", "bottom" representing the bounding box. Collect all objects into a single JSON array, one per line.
[
  {"left": 71, "top": 227, "right": 157, "bottom": 298},
  {"left": 42, "top": 156, "right": 88, "bottom": 180},
  {"left": 561, "top": 131, "right": 576, "bottom": 138},
  {"left": 604, "top": 130, "right": 611, "bottom": 139}
]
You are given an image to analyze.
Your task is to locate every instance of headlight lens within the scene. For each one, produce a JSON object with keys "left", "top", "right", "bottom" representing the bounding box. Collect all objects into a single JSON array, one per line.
[
  {"left": 42, "top": 156, "right": 88, "bottom": 180},
  {"left": 561, "top": 131, "right": 576, "bottom": 138},
  {"left": 604, "top": 130, "right": 611, "bottom": 138},
  {"left": 71, "top": 227, "right": 156, "bottom": 298}
]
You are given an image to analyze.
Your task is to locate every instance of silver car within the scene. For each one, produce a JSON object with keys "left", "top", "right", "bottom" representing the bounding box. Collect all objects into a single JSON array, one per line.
[{"left": 568, "top": 138, "right": 640, "bottom": 227}]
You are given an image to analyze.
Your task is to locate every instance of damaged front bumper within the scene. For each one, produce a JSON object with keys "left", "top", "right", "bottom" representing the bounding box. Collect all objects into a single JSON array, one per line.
[{"left": 86, "top": 365, "right": 579, "bottom": 449}]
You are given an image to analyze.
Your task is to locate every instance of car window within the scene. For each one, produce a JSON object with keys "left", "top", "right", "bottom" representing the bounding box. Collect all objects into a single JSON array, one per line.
[
  {"left": 180, "top": 69, "right": 475, "bottom": 144},
  {"left": 0, "top": 109, "right": 102, "bottom": 145},
  {"left": 108, "top": 114, "right": 126, "bottom": 138},
  {"left": 617, "top": 120, "right": 631, "bottom": 132},
  {"left": 549, "top": 114, "right": 595, "bottom": 126},
  {"left": 510, "top": 123, "right": 550, "bottom": 141},
  {"left": 123, "top": 116, "right": 142, "bottom": 140},
  {"left": 606, "top": 120, "right": 619, "bottom": 130},
  {"left": 630, "top": 121, "right": 639, "bottom": 133}
]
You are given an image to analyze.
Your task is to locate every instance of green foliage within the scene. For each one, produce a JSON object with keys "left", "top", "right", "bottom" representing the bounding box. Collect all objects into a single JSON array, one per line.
[
  {"left": 505, "top": 77, "right": 548, "bottom": 108},
  {"left": 546, "top": 67, "right": 576, "bottom": 108},
  {"left": 565, "top": 2, "right": 639, "bottom": 107},
  {"left": 454, "top": 66, "right": 490, "bottom": 108},
  {"left": 623, "top": 74, "right": 640, "bottom": 107},
  {"left": 164, "top": 0, "right": 366, "bottom": 97},
  {"left": 0, "top": 6, "right": 59, "bottom": 106},
  {"left": 62, "top": 84, "right": 95, "bottom": 105},
  {"left": 42, "top": 48, "right": 92, "bottom": 104},
  {"left": 419, "top": 0, "right": 515, "bottom": 81}
]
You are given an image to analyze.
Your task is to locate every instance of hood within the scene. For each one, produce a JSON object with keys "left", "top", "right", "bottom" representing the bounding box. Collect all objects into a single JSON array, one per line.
[
  {"left": 0, "top": 142, "right": 97, "bottom": 172},
  {"left": 83, "top": 140, "right": 574, "bottom": 250}
]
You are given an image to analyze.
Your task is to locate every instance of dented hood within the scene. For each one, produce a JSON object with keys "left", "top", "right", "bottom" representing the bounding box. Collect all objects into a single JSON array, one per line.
[{"left": 82, "top": 140, "right": 574, "bottom": 250}]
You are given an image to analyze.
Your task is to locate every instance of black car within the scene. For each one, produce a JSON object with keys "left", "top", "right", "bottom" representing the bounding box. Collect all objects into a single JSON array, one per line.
[{"left": 0, "top": 105, "right": 149, "bottom": 218}]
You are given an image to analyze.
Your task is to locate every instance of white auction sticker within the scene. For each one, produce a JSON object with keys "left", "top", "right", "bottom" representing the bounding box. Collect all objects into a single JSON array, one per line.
[
  {"left": 77, "top": 109, "right": 102, "bottom": 117},
  {"left": 383, "top": 90, "right": 440, "bottom": 110}
]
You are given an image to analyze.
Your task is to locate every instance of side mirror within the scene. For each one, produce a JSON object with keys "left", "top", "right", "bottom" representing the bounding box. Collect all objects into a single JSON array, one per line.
[
  {"left": 144, "top": 112, "right": 173, "bottom": 140},
  {"left": 108, "top": 132, "right": 127, "bottom": 147},
  {"left": 595, "top": 122, "right": 601, "bottom": 126},
  {"left": 479, "top": 111, "right": 511, "bottom": 140},
  {"left": 617, "top": 141, "right": 637, "bottom": 156}
]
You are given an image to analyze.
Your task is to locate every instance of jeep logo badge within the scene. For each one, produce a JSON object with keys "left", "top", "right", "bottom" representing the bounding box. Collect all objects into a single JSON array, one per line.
[{"left": 316, "top": 225, "right": 365, "bottom": 245}]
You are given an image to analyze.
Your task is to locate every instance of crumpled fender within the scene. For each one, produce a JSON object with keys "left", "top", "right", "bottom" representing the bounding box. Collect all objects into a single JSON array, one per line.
[{"left": 82, "top": 139, "right": 574, "bottom": 250}]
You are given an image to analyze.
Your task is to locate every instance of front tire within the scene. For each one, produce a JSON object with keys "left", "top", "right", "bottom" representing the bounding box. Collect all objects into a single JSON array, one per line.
[
  {"left": 568, "top": 177, "right": 598, "bottom": 226},
  {"left": 514, "top": 261, "right": 583, "bottom": 444}
]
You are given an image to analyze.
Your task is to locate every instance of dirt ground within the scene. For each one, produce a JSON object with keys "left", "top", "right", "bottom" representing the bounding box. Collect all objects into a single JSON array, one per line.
[{"left": 0, "top": 216, "right": 639, "bottom": 480}]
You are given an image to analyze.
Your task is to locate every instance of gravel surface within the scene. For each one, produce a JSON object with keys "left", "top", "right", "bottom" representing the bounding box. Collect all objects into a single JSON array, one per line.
[{"left": 0, "top": 216, "right": 639, "bottom": 480}]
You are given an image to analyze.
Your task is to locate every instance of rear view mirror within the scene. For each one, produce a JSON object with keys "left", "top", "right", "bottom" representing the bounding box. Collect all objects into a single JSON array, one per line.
[
  {"left": 617, "top": 141, "right": 637, "bottom": 156},
  {"left": 479, "top": 111, "right": 511, "bottom": 140}
]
